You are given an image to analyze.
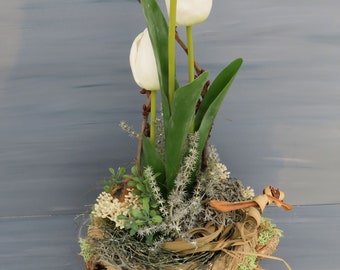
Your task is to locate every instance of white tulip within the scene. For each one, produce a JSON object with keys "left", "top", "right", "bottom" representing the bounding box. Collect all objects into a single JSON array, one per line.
[
  {"left": 129, "top": 28, "right": 160, "bottom": 91},
  {"left": 165, "top": 0, "right": 213, "bottom": 26}
]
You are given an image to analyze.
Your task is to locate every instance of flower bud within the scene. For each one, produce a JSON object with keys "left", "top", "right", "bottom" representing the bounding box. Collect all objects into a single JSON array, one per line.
[
  {"left": 129, "top": 28, "right": 160, "bottom": 91},
  {"left": 165, "top": 0, "right": 213, "bottom": 26}
]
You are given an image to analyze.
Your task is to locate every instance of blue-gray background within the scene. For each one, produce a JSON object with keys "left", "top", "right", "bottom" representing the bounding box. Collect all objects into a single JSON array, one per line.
[{"left": 1, "top": 0, "right": 339, "bottom": 269}]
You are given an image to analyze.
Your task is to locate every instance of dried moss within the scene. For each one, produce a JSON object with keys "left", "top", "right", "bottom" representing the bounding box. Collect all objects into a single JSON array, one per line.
[{"left": 91, "top": 221, "right": 214, "bottom": 269}]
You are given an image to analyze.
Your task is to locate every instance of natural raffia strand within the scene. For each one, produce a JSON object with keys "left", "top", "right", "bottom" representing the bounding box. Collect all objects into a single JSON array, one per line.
[
  {"left": 161, "top": 207, "right": 261, "bottom": 270},
  {"left": 85, "top": 214, "right": 287, "bottom": 270}
]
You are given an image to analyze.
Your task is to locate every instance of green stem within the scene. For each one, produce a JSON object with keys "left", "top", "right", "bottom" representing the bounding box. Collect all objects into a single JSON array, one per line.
[
  {"left": 186, "top": 26, "right": 195, "bottom": 83},
  {"left": 150, "top": 91, "right": 157, "bottom": 146},
  {"left": 187, "top": 25, "right": 195, "bottom": 133},
  {"left": 168, "top": 0, "right": 177, "bottom": 108}
]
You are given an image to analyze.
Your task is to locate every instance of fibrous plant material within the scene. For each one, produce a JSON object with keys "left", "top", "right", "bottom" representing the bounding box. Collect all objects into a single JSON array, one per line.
[
  {"left": 81, "top": 148, "right": 291, "bottom": 270},
  {"left": 83, "top": 199, "right": 288, "bottom": 270},
  {"left": 80, "top": 130, "right": 292, "bottom": 270}
]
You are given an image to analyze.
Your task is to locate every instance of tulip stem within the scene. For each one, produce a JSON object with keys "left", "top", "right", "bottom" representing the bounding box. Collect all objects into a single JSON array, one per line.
[
  {"left": 168, "top": 0, "right": 177, "bottom": 109},
  {"left": 186, "top": 26, "right": 195, "bottom": 83},
  {"left": 150, "top": 91, "right": 157, "bottom": 146},
  {"left": 175, "top": 31, "right": 203, "bottom": 74},
  {"left": 186, "top": 25, "right": 195, "bottom": 133}
]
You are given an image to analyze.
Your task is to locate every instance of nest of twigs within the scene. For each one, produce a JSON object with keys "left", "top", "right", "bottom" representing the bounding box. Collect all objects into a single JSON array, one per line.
[
  {"left": 80, "top": 146, "right": 292, "bottom": 270},
  {"left": 83, "top": 204, "right": 285, "bottom": 270}
]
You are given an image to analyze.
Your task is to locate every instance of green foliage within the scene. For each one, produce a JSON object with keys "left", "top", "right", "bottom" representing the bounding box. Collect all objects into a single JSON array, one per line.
[
  {"left": 121, "top": 166, "right": 163, "bottom": 244},
  {"left": 141, "top": 135, "right": 166, "bottom": 196},
  {"left": 163, "top": 72, "right": 209, "bottom": 193},
  {"left": 195, "top": 59, "right": 243, "bottom": 161},
  {"left": 141, "top": 0, "right": 242, "bottom": 200},
  {"left": 101, "top": 167, "right": 126, "bottom": 193},
  {"left": 187, "top": 58, "right": 243, "bottom": 193},
  {"left": 141, "top": 73, "right": 208, "bottom": 198},
  {"left": 195, "top": 58, "right": 243, "bottom": 132}
]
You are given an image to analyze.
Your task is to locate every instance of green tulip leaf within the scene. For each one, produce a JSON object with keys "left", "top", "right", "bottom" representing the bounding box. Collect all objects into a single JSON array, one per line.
[
  {"left": 184, "top": 59, "right": 242, "bottom": 193},
  {"left": 195, "top": 58, "right": 243, "bottom": 131},
  {"left": 141, "top": 135, "right": 167, "bottom": 197},
  {"left": 196, "top": 58, "right": 243, "bottom": 155},
  {"left": 164, "top": 71, "right": 209, "bottom": 191}
]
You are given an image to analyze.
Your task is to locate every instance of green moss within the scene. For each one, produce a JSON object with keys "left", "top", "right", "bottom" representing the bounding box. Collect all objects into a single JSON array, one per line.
[
  {"left": 238, "top": 253, "right": 258, "bottom": 270},
  {"left": 237, "top": 219, "right": 284, "bottom": 270},
  {"left": 258, "top": 218, "right": 283, "bottom": 246},
  {"left": 79, "top": 238, "right": 93, "bottom": 263}
]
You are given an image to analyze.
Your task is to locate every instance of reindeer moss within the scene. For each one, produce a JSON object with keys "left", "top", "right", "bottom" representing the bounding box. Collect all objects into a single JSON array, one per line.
[
  {"left": 258, "top": 218, "right": 282, "bottom": 246},
  {"left": 237, "top": 253, "right": 257, "bottom": 270},
  {"left": 79, "top": 238, "right": 94, "bottom": 263}
]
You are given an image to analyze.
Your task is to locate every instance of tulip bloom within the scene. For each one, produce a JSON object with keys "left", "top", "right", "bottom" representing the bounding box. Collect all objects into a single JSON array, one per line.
[
  {"left": 165, "top": 0, "right": 213, "bottom": 26},
  {"left": 130, "top": 28, "right": 160, "bottom": 145},
  {"left": 129, "top": 28, "right": 160, "bottom": 91}
]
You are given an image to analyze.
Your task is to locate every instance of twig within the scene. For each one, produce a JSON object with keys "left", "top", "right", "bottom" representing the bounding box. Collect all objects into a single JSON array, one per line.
[{"left": 136, "top": 90, "right": 151, "bottom": 173}]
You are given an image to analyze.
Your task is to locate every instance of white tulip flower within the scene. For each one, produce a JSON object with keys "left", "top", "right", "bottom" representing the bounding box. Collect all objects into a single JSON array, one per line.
[
  {"left": 129, "top": 28, "right": 160, "bottom": 91},
  {"left": 165, "top": 0, "right": 213, "bottom": 26}
]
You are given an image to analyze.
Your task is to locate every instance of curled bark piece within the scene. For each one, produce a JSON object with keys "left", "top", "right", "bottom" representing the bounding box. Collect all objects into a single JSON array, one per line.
[{"left": 208, "top": 186, "right": 293, "bottom": 213}]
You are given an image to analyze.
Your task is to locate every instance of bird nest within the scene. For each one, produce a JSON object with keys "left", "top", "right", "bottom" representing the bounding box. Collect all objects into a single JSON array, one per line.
[{"left": 81, "top": 185, "right": 291, "bottom": 270}]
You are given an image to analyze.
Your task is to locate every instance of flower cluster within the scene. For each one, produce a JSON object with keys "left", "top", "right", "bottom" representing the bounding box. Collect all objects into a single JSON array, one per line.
[{"left": 92, "top": 190, "right": 141, "bottom": 229}]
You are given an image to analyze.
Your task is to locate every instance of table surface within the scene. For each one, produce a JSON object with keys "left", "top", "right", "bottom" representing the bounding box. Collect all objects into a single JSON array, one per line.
[{"left": 1, "top": 1, "right": 340, "bottom": 270}]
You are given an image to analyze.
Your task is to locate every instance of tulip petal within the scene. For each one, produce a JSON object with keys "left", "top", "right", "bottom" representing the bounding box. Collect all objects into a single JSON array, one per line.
[
  {"left": 165, "top": 0, "right": 213, "bottom": 26},
  {"left": 129, "top": 32, "right": 144, "bottom": 87},
  {"left": 129, "top": 29, "right": 160, "bottom": 90}
]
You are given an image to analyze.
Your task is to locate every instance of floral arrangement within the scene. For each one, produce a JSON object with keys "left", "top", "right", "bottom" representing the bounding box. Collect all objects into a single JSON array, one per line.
[{"left": 79, "top": 0, "right": 292, "bottom": 269}]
